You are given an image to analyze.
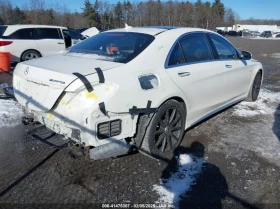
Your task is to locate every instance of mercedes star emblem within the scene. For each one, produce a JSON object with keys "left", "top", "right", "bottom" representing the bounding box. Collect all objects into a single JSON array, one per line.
[{"left": 24, "top": 67, "right": 29, "bottom": 75}]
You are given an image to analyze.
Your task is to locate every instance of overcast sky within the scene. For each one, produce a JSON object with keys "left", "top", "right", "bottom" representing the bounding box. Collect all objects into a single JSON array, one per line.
[{"left": 8, "top": 0, "right": 280, "bottom": 20}]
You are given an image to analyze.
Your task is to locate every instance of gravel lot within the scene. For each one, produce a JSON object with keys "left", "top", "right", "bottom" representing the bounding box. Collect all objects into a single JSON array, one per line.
[{"left": 0, "top": 37, "right": 280, "bottom": 209}]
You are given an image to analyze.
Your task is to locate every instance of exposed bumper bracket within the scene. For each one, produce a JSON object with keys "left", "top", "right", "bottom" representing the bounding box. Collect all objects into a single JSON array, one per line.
[{"left": 89, "top": 139, "right": 131, "bottom": 160}]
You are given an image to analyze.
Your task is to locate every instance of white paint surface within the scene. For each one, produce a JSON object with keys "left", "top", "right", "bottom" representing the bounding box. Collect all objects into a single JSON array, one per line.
[{"left": 153, "top": 154, "right": 204, "bottom": 208}]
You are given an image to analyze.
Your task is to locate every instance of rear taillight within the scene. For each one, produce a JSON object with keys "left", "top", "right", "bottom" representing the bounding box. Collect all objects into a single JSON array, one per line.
[{"left": 0, "top": 41, "right": 13, "bottom": 46}]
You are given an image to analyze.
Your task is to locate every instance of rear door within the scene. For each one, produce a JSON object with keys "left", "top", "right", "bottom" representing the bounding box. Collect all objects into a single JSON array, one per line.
[
  {"left": 207, "top": 33, "right": 249, "bottom": 101},
  {"left": 165, "top": 33, "right": 225, "bottom": 122},
  {"left": 34, "top": 28, "right": 65, "bottom": 56}
]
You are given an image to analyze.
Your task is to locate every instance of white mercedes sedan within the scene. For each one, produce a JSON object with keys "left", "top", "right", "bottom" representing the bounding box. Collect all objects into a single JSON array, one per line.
[{"left": 13, "top": 26, "right": 263, "bottom": 160}]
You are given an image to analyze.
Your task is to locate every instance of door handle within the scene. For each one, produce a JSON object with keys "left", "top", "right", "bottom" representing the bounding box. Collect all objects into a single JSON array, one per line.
[
  {"left": 178, "top": 72, "right": 190, "bottom": 77},
  {"left": 57, "top": 42, "right": 64, "bottom": 44},
  {"left": 226, "top": 64, "right": 232, "bottom": 68}
]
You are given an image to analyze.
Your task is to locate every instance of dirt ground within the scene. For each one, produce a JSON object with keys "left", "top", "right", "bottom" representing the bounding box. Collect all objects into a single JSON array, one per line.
[{"left": 0, "top": 37, "right": 280, "bottom": 209}]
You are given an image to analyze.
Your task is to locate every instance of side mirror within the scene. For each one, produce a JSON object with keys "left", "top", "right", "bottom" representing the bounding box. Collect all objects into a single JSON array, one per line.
[{"left": 241, "top": 50, "right": 252, "bottom": 60}]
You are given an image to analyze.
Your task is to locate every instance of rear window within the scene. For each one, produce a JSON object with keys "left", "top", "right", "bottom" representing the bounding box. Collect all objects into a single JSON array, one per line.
[
  {"left": 34, "top": 28, "right": 61, "bottom": 39},
  {"left": 67, "top": 32, "right": 155, "bottom": 63},
  {"left": 0, "top": 26, "right": 7, "bottom": 38},
  {"left": 2, "top": 28, "right": 33, "bottom": 39}
]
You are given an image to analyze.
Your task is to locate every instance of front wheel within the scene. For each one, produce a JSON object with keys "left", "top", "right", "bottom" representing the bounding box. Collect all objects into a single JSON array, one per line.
[
  {"left": 141, "top": 100, "right": 186, "bottom": 160},
  {"left": 246, "top": 71, "right": 262, "bottom": 102}
]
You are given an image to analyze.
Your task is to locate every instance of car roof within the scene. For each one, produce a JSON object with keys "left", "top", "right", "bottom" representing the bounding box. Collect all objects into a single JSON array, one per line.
[
  {"left": 106, "top": 26, "right": 209, "bottom": 36},
  {"left": 3, "top": 24, "right": 67, "bottom": 36}
]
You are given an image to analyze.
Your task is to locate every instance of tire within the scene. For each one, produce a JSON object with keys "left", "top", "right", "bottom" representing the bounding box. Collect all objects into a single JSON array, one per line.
[
  {"left": 141, "top": 99, "right": 186, "bottom": 160},
  {"left": 21, "top": 50, "right": 41, "bottom": 61},
  {"left": 245, "top": 71, "right": 262, "bottom": 102}
]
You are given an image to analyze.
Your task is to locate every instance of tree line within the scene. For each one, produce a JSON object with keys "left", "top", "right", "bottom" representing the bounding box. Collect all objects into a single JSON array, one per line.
[{"left": 0, "top": 0, "right": 279, "bottom": 30}]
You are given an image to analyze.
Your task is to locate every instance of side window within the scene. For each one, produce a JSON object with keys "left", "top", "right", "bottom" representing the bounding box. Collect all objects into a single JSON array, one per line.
[
  {"left": 6, "top": 28, "right": 33, "bottom": 39},
  {"left": 168, "top": 42, "right": 185, "bottom": 66},
  {"left": 209, "top": 34, "right": 238, "bottom": 60},
  {"left": 179, "top": 34, "right": 213, "bottom": 63},
  {"left": 34, "top": 28, "right": 61, "bottom": 39},
  {"left": 68, "top": 29, "right": 82, "bottom": 40}
]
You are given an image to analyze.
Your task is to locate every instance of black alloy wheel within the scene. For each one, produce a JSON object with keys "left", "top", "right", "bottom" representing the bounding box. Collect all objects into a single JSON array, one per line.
[
  {"left": 154, "top": 107, "right": 183, "bottom": 153},
  {"left": 252, "top": 71, "right": 262, "bottom": 101}
]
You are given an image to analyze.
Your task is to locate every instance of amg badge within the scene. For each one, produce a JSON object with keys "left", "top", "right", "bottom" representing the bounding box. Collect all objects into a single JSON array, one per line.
[{"left": 49, "top": 79, "right": 65, "bottom": 84}]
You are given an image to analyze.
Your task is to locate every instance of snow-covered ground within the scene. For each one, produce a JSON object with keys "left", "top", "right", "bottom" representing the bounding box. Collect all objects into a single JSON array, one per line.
[
  {"left": 243, "top": 37, "right": 280, "bottom": 40},
  {"left": 262, "top": 53, "right": 280, "bottom": 59},
  {"left": 208, "top": 88, "right": 280, "bottom": 165},
  {"left": 153, "top": 154, "right": 204, "bottom": 209},
  {"left": 233, "top": 89, "right": 280, "bottom": 117},
  {"left": 0, "top": 96, "right": 22, "bottom": 127}
]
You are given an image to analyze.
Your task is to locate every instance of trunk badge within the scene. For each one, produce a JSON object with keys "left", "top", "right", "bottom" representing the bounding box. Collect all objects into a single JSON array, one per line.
[{"left": 24, "top": 67, "right": 29, "bottom": 75}]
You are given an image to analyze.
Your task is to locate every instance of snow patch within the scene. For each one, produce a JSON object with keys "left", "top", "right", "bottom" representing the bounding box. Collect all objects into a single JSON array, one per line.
[
  {"left": 153, "top": 154, "right": 204, "bottom": 209},
  {"left": 233, "top": 89, "right": 280, "bottom": 117},
  {"left": 0, "top": 97, "right": 23, "bottom": 127},
  {"left": 270, "top": 53, "right": 280, "bottom": 59},
  {"left": 243, "top": 37, "right": 280, "bottom": 40}
]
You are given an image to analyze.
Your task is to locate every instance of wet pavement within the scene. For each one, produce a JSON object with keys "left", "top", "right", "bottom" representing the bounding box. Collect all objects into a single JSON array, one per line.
[{"left": 0, "top": 37, "right": 280, "bottom": 209}]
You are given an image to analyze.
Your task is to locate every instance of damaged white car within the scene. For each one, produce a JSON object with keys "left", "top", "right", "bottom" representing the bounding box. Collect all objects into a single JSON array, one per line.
[{"left": 13, "top": 26, "right": 263, "bottom": 160}]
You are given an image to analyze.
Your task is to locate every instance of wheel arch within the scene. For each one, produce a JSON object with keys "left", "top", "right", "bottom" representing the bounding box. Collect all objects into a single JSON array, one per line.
[
  {"left": 20, "top": 49, "right": 42, "bottom": 61},
  {"left": 133, "top": 95, "right": 189, "bottom": 148},
  {"left": 154, "top": 95, "right": 190, "bottom": 126}
]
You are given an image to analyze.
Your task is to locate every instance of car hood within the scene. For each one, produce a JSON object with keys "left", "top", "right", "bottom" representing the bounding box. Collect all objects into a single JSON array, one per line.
[{"left": 13, "top": 54, "right": 123, "bottom": 112}]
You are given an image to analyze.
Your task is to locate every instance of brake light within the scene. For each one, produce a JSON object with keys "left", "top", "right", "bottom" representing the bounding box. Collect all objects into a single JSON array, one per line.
[{"left": 0, "top": 41, "right": 13, "bottom": 46}]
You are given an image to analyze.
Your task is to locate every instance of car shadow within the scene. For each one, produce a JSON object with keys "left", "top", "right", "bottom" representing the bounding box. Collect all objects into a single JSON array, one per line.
[
  {"left": 273, "top": 104, "right": 280, "bottom": 141},
  {"left": 159, "top": 142, "right": 260, "bottom": 209}
]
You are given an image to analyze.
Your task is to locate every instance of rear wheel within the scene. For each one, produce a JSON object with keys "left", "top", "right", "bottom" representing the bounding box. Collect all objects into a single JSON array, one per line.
[
  {"left": 246, "top": 71, "right": 262, "bottom": 102},
  {"left": 141, "top": 100, "right": 186, "bottom": 160},
  {"left": 21, "top": 50, "right": 41, "bottom": 61}
]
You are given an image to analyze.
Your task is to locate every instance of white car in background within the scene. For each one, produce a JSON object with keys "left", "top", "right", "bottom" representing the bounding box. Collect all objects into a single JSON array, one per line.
[
  {"left": 0, "top": 25, "right": 85, "bottom": 63},
  {"left": 272, "top": 32, "right": 280, "bottom": 38},
  {"left": 13, "top": 26, "right": 263, "bottom": 160}
]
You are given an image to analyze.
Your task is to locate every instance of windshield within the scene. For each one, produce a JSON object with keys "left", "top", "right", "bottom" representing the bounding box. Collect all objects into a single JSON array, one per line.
[{"left": 67, "top": 32, "right": 155, "bottom": 63}]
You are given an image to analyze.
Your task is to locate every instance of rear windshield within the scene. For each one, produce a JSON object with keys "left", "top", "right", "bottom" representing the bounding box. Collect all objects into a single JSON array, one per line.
[
  {"left": 67, "top": 32, "right": 155, "bottom": 63},
  {"left": 0, "top": 26, "right": 8, "bottom": 38}
]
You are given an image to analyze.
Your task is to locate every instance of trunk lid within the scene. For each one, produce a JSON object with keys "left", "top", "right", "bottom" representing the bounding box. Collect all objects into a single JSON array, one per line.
[{"left": 13, "top": 54, "right": 123, "bottom": 112}]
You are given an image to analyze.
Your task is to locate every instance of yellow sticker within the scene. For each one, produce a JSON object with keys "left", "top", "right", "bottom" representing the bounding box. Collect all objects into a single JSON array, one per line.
[
  {"left": 67, "top": 106, "right": 72, "bottom": 110},
  {"left": 48, "top": 113, "right": 53, "bottom": 120},
  {"left": 61, "top": 100, "right": 66, "bottom": 105},
  {"left": 105, "top": 87, "right": 110, "bottom": 91},
  {"left": 85, "top": 91, "right": 99, "bottom": 100}
]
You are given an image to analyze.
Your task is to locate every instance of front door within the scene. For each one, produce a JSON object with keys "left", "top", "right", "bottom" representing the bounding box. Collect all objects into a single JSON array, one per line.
[{"left": 207, "top": 33, "right": 249, "bottom": 101}]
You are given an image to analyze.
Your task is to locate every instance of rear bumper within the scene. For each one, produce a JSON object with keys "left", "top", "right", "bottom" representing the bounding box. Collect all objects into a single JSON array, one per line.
[
  {"left": 36, "top": 113, "right": 81, "bottom": 143},
  {"left": 31, "top": 109, "right": 138, "bottom": 147}
]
